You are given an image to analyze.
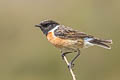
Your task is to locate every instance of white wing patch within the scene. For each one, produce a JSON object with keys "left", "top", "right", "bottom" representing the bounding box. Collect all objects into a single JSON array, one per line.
[{"left": 84, "top": 38, "right": 94, "bottom": 48}]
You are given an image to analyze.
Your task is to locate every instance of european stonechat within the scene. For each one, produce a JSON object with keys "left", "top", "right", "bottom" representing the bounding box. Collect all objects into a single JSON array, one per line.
[{"left": 35, "top": 20, "right": 112, "bottom": 68}]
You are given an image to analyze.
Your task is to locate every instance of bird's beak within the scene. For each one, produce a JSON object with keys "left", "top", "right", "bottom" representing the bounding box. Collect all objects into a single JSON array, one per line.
[{"left": 35, "top": 24, "right": 41, "bottom": 27}]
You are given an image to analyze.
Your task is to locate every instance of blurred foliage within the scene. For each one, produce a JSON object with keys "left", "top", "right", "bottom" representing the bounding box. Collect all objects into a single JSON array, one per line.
[{"left": 0, "top": 0, "right": 120, "bottom": 80}]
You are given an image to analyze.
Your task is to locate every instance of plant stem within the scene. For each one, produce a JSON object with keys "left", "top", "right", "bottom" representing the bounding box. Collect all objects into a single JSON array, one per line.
[{"left": 63, "top": 56, "right": 76, "bottom": 80}]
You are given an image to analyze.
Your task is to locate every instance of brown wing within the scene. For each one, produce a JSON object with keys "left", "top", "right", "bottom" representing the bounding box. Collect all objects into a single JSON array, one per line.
[{"left": 54, "top": 25, "right": 94, "bottom": 40}]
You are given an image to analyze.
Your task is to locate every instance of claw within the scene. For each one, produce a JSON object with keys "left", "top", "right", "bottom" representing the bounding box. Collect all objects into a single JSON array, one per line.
[
  {"left": 68, "top": 62, "right": 75, "bottom": 69},
  {"left": 61, "top": 54, "right": 65, "bottom": 60}
]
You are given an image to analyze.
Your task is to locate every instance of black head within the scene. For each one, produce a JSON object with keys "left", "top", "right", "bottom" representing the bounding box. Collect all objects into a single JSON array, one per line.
[{"left": 35, "top": 20, "right": 59, "bottom": 35}]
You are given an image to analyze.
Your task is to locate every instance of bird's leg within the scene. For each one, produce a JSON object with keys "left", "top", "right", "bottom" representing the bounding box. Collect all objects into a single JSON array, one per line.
[
  {"left": 68, "top": 49, "right": 80, "bottom": 68},
  {"left": 61, "top": 52, "right": 72, "bottom": 60}
]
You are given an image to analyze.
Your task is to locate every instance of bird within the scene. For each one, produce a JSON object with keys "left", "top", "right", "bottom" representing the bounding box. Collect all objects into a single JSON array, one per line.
[{"left": 35, "top": 20, "right": 112, "bottom": 68}]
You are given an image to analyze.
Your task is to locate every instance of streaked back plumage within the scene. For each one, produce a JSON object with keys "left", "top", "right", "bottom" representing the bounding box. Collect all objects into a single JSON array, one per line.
[{"left": 54, "top": 25, "right": 112, "bottom": 49}]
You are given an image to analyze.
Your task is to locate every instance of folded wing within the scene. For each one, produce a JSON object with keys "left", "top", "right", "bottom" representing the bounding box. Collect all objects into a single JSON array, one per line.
[{"left": 54, "top": 25, "right": 93, "bottom": 40}]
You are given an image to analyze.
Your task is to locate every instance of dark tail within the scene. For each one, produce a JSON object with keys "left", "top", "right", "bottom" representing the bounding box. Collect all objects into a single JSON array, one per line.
[{"left": 89, "top": 38, "right": 112, "bottom": 49}]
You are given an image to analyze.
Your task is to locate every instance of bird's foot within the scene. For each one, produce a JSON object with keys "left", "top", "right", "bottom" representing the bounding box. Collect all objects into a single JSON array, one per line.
[
  {"left": 68, "top": 62, "right": 75, "bottom": 69},
  {"left": 61, "top": 54, "right": 65, "bottom": 60}
]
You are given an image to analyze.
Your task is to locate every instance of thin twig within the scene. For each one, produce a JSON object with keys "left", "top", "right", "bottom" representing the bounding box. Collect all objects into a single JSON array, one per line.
[{"left": 63, "top": 56, "right": 76, "bottom": 80}]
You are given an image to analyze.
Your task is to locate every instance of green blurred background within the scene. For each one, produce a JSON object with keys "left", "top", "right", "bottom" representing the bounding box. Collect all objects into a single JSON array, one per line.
[{"left": 0, "top": 0, "right": 120, "bottom": 80}]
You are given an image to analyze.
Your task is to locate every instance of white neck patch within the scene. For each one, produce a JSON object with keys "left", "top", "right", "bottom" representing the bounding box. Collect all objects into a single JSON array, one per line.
[
  {"left": 48, "top": 25, "right": 60, "bottom": 33},
  {"left": 48, "top": 25, "right": 60, "bottom": 38}
]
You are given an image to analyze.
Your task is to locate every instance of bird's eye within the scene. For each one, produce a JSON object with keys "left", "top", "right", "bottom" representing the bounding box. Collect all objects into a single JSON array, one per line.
[
  {"left": 44, "top": 23, "right": 51, "bottom": 27},
  {"left": 46, "top": 24, "right": 50, "bottom": 26}
]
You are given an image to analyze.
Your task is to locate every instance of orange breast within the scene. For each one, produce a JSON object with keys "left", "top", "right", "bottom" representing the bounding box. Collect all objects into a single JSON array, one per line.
[
  {"left": 47, "top": 32, "right": 84, "bottom": 48},
  {"left": 47, "top": 32, "right": 67, "bottom": 48}
]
